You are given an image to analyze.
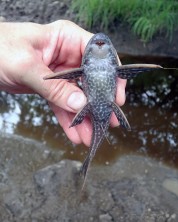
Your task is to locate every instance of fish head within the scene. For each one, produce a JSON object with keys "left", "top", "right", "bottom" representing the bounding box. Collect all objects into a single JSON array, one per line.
[{"left": 83, "top": 33, "right": 114, "bottom": 60}]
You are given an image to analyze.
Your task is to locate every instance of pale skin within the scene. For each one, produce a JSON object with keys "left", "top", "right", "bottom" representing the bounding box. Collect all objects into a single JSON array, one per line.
[{"left": 0, "top": 20, "right": 126, "bottom": 146}]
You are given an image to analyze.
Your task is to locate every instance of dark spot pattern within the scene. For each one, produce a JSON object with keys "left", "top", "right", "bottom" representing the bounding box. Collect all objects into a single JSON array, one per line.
[
  {"left": 70, "top": 103, "right": 90, "bottom": 127},
  {"left": 117, "top": 65, "right": 162, "bottom": 79},
  {"left": 112, "top": 102, "right": 131, "bottom": 130},
  {"left": 79, "top": 33, "right": 129, "bottom": 179},
  {"left": 43, "top": 33, "right": 162, "bottom": 183}
]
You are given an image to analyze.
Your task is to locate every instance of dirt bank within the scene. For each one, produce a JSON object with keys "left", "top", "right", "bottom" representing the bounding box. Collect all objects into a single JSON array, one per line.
[
  {"left": 0, "top": 134, "right": 178, "bottom": 221},
  {"left": 0, "top": 0, "right": 177, "bottom": 58}
]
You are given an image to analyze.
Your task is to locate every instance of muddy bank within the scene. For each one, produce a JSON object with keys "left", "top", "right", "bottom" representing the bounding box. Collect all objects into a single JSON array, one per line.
[
  {"left": 0, "top": 0, "right": 177, "bottom": 59},
  {"left": 0, "top": 134, "right": 178, "bottom": 221}
]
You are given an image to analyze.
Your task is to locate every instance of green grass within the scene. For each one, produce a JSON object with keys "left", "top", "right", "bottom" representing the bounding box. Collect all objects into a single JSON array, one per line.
[{"left": 71, "top": 0, "right": 178, "bottom": 42}]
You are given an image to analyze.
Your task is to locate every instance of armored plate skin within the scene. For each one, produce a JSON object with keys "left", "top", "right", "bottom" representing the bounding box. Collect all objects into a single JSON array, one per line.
[{"left": 44, "top": 33, "right": 162, "bottom": 184}]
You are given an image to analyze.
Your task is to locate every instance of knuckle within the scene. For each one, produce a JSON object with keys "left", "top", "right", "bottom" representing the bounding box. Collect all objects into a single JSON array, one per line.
[{"left": 46, "top": 80, "right": 69, "bottom": 105}]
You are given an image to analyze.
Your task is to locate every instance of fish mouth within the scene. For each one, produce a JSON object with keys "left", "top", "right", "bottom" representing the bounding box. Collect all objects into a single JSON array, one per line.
[{"left": 95, "top": 40, "right": 105, "bottom": 47}]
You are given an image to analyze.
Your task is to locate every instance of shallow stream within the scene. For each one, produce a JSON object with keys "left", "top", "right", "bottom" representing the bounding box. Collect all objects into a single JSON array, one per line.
[{"left": 0, "top": 55, "right": 177, "bottom": 169}]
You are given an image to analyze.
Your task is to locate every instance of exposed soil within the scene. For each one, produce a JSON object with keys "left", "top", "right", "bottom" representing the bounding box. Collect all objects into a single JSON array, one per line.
[
  {"left": 0, "top": 0, "right": 177, "bottom": 59},
  {"left": 0, "top": 134, "right": 178, "bottom": 222}
]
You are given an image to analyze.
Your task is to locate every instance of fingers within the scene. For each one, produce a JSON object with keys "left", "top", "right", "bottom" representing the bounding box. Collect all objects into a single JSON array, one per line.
[
  {"left": 75, "top": 117, "right": 92, "bottom": 146},
  {"left": 110, "top": 112, "right": 119, "bottom": 127},
  {"left": 21, "top": 63, "right": 87, "bottom": 113},
  {"left": 51, "top": 20, "right": 93, "bottom": 54},
  {"left": 115, "top": 54, "right": 126, "bottom": 106},
  {"left": 50, "top": 103, "right": 81, "bottom": 144},
  {"left": 19, "top": 21, "right": 93, "bottom": 146},
  {"left": 115, "top": 78, "right": 127, "bottom": 106},
  {"left": 110, "top": 78, "right": 127, "bottom": 127},
  {"left": 22, "top": 62, "right": 91, "bottom": 146},
  {"left": 50, "top": 103, "right": 92, "bottom": 147},
  {"left": 44, "top": 20, "right": 93, "bottom": 67},
  {"left": 22, "top": 21, "right": 126, "bottom": 144}
]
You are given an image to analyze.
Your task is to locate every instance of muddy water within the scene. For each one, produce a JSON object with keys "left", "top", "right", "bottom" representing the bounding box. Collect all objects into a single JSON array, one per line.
[{"left": 0, "top": 56, "right": 178, "bottom": 168}]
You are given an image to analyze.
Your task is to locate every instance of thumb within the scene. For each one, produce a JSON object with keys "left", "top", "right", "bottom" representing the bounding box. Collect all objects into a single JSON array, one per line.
[{"left": 22, "top": 64, "right": 87, "bottom": 112}]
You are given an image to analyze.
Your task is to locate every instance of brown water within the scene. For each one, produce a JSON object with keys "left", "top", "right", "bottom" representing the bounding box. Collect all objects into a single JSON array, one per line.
[{"left": 0, "top": 55, "right": 178, "bottom": 168}]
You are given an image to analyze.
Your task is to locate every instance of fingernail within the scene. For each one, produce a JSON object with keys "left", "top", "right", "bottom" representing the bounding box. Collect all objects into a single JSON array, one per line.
[{"left": 67, "top": 92, "right": 86, "bottom": 110}]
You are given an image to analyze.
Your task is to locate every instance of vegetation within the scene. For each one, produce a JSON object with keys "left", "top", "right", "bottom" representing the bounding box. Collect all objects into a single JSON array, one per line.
[{"left": 72, "top": 0, "right": 178, "bottom": 42}]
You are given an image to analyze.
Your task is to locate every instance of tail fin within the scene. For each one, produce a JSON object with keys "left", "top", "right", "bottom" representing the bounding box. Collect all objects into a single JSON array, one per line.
[{"left": 80, "top": 120, "right": 110, "bottom": 186}]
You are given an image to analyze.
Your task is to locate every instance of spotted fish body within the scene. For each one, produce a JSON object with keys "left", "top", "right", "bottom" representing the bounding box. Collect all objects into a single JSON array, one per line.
[
  {"left": 44, "top": 33, "right": 162, "bottom": 181},
  {"left": 79, "top": 34, "right": 130, "bottom": 177}
]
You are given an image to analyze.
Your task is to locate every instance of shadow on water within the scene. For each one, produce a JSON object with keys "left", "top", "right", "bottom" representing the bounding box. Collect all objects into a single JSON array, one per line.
[{"left": 0, "top": 55, "right": 178, "bottom": 168}]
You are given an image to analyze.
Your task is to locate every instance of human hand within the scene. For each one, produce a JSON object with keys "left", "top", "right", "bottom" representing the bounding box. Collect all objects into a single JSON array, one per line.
[{"left": 0, "top": 20, "right": 126, "bottom": 146}]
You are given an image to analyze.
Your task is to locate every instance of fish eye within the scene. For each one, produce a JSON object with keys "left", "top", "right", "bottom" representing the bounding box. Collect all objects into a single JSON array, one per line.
[{"left": 95, "top": 41, "right": 105, "bottom": 46}]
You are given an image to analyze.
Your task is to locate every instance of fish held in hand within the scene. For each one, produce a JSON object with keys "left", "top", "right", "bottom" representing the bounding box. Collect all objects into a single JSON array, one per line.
[{"left": 44, "top": 33, "right": 162, "bottom": 183}]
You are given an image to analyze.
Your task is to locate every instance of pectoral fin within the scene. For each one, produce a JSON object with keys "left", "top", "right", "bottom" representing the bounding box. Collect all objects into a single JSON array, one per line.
[
  {"left": 70, "top": 103, "right": 90, "bottom": 127},
  {"left": 43, "top": 68, "right": 83, "bottom": 80},
  {"left": 112, "top": 102, "right": 131, "bottom": 130},
  {"left": 117, "top": 64, "right": 162, "bottom": 79}
]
